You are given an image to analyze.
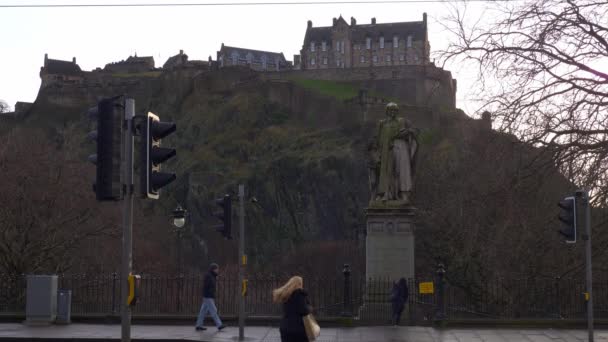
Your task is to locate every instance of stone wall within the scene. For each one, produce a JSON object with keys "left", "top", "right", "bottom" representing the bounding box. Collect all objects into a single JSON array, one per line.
[{"left": 261, "top": 64, "right": 457, "bottom": 110}]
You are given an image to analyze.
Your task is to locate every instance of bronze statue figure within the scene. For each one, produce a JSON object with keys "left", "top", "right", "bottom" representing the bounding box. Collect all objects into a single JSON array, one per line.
[{"left": 368, "top": 102, "right": 419, "bottom": 204}]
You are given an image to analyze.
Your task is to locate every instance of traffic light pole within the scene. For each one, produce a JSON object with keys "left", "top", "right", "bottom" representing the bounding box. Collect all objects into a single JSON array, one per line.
[
  {"left": 580, "top": 190, "right": 594, "bottom": 341},
  {"left": 238, "top": 184, "right": 245, "bottom": 340},
  {"left": 121, "top": 98, "right": 135, "bottom": 342}
]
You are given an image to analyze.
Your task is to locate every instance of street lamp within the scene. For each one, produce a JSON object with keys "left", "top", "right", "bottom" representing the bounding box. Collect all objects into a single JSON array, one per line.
[
  {"left": 172, "top": 204, "right": 187, "bottom": 313},
  {"left": 172, "top": 205, "right": 187, "bottom": 228}
]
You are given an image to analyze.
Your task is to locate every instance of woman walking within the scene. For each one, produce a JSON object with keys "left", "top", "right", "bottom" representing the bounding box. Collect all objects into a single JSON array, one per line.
[
  {"left": 391, "top": 278, "right": 409, "bottom": 326},
  {"left": 273, "top": 276, "right": 312, "bottom": 342}
]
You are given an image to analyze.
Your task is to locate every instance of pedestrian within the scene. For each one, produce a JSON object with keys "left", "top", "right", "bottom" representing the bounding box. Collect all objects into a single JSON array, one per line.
[
  {"left": 391, "top": 278, "right": 408, "bottom": 326},
  {"left": 195, "top": 263, "right": 226, "bottom": 331},
  {"left": 273, "top": 276, "right": 313, "bottom": 342}
]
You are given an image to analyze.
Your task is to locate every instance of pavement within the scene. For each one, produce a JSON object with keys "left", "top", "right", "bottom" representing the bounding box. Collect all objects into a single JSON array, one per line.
[{"left": 1, "top": 324, "right": 608, "bottom": 341}]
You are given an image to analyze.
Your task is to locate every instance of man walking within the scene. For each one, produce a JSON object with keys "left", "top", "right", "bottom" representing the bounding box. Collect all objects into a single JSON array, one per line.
[{"left": 195, "top": 263, "right": 226, "bottom": 331}]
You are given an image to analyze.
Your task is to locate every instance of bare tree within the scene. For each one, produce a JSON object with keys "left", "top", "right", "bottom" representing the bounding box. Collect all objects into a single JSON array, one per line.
[
  {"left": 0, "top": 127, "right": 119, "bottom": 277},
  {"left": 439, "top": 0, "right": 608, "bottom": 203},
  {"left": 0, "top": 100, "right": 9, "bottom": 113}
]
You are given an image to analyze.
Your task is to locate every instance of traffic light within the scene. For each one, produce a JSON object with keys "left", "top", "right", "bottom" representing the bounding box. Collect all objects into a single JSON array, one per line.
[
  {"left": 87, "top": 96, "right": 123, "bottom": 201},
  {"left": 558, "top": 196, "right": 577, "bottom": 243},
  {"left": 140, "top": 112, "right": 177, "bottom": 199},
  {"left": 215, "top": 194, "right": 232, "bottom": 239},
  {"left": 127, "top": 273, "right": 141, "bottom": 306}
]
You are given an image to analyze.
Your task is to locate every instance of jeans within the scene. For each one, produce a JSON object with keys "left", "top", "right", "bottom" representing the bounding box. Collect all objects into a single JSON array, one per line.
[{"left": 195, "top": 298, "right": 223, "bottom": 327}]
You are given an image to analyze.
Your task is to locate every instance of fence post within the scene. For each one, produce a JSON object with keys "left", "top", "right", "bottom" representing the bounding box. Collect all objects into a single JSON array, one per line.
[
  {"left": 434, "top": 263, "right": 447, "bottom": 325},
  {"left": 111, "top": 272, "right": 118, "bottom": 316},
  {"left": 554, "top": 276, "right": 561, "bottom": 319},
  {"left": 341, "top": 264, "right": 353, "bottom": 317}
]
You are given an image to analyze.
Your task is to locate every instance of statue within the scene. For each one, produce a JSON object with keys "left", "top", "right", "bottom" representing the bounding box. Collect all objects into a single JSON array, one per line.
[{"left": 368, "top": 103, "right": 419, "bottom": 204}]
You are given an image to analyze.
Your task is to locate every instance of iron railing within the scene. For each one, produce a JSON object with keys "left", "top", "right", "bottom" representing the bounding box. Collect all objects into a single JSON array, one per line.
[{"left": 1, "top": 273, "right": 606, "bottom": 324}]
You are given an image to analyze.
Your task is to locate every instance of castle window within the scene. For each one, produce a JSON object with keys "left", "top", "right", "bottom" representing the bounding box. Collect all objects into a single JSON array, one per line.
[
  {"left": 373, "top": 55, "right": 378, "bottom": 63},
  {"left": 380, "top": 37, "right": 384, "bottom": 49},
  {"left": 310, "top": 42, "right": 315, "bottom": 52},
  {"left": 231, "top": 51, "right": 238, "bottom": 65},
  {"left": 360, "top": 55, "right": 365, "bottom": 63},
  {"left": 399, "top": 55, "right": 405, "bottom": 61},
  {"left": 310, "top": 58, "right": 316, "bottom": 66},
  {"left": 323, "top": 57, "right": 328, "bottom": 65},
  {"left": 341, "top": 41, "right": 345, "bottom": 53},
  {"left": 366, "top": 38, "right": 371, "bottom": 49},
  {"left": 337, "top": 58, "right": 341, "bottom": 67},
  {"left": 386, "top": 55, "right": 391, "bottom": 62},
  {"left": 393, "top": 36, "right": 399, "bottom": 48},
  {"left": 407, "top": 35, "right": 412, "bottom": 47},
  {"left": 322, "top": 41, "right": 327, "bottom": 51}
]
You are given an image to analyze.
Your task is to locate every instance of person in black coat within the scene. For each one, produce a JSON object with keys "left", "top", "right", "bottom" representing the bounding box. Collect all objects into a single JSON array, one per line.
[
  {"left": 391, "top": 278, "right": 408, "bottom": 326},
  {"left": 273, "top": 276, "right": 312, "bottom": 342},
  {"left": 195, "top": 263, "right": 226, "bottom": 331}
]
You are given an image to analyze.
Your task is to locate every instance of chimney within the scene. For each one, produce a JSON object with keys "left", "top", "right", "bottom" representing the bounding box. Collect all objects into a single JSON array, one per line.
[
  {"left": 307, "top": 20, "right": 313, "bottom": 29},
  {"left": 371, "top": 17, "right": 376, "bottom": 25},
  {"left": 44, "top": 53, "right": 48, "bottom": 67},
  {"left": 333, "top": 17, "right": 337, "bottom": 26},
  {"left": 423, "top": 12, "right": 427, "bottom": 24},
  {"left": 180, "top": 49, "right": 183, "bottom": 55},
  {"left": 72, "top": 57, "right": 76, "bottom": 64},
  {"left": 351, "top": 17, "right": 356, "bottom": 26}
]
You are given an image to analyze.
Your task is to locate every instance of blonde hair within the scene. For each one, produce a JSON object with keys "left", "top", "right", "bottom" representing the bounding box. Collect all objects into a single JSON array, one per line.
[{"left": 273, "top": 276, "right": 303, "bottom": 303}]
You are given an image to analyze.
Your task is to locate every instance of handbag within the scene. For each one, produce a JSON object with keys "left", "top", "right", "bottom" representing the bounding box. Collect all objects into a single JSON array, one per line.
[{"left": 303, "top": 314, "right": 321, "bottom": 341}]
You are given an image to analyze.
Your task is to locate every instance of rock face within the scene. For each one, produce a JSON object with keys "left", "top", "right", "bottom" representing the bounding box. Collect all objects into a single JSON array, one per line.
[{"left": 17, "top": 67, "right": 577, "bottom": 286}]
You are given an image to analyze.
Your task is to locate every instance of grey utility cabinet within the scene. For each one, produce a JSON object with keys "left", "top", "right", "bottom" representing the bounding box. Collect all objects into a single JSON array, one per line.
[
  {"left": 56, "top": 290, "right": 72, "bottom": 324},
  {"left": 26, "top": 275, "right": 58, "bottom": 324}
]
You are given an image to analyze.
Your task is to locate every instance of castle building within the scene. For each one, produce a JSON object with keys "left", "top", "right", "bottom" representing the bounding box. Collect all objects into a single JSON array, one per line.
[
  {"left": 104, "top": 54, "right": 156, "bottom": 73},
  {"left": 40, "top": 54, "right": 83, "bottom": 87},
  {"left": 217, "top": 44, "right": 289, "bottom": 72},
  {"left": 297, "top": 14, "right": 430, "bottom": 70},
  {"left": 163, "top": 50, "right": 189, "bottom": 70}
]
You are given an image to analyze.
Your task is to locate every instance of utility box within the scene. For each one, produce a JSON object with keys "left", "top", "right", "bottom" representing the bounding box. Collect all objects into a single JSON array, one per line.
[
  {"left": 26, "top": 275, "right": 58, "bottom": 325},
  {"left": 56, "top": 290, "right": 71, "bottom": 324}
]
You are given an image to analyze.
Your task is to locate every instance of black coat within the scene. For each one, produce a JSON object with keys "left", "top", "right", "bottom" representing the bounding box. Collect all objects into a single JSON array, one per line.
[
  {"left": 280, "top": 289, "right": 312, "bottom": 335},
  {"left": 203, "top": 271, "right": 217, "bottom": 298},
  {"left": 391, "top": 282, "right": 408, "bottom": 312}
]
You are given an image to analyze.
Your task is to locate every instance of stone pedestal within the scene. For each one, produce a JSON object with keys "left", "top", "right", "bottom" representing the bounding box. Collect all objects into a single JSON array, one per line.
[
  {"left": 365, "top": 206, "right": 416, "bottom": 281},
  {"left": 359, "top": 206, "right": 415, "bottom": 322}
]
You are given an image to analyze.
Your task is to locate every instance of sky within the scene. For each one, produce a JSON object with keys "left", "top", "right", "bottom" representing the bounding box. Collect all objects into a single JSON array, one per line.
[{"left": 0, "top": 0, "right": 490, "bottom": 114}]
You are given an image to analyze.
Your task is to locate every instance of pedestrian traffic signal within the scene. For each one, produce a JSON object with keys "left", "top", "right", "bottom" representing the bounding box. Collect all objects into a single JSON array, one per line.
[
  {"left": 558, "top": 196, "right": 577, "bottom": 243},
  {"left": 87, "top": 96, "right": 123, "bottom": 201},
  {"left": 127, "top": 273, "right": 141, "bottom": 306},
  {"left": 215, "top": 194, "right": 232, "bottom": 239},
  {"left": 140, "top": 112, "right": 177, "bottom": 199}
]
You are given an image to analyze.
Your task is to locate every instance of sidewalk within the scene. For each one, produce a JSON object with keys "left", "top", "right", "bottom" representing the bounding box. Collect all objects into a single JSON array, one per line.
[{"left": 1, "top": 323, "right": 608, "bottom": 341}]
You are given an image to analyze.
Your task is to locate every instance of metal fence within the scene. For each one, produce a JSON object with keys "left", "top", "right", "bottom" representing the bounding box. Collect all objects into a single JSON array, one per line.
[{"left": 1, "top": 272, "right": 606, "bottom": 324}]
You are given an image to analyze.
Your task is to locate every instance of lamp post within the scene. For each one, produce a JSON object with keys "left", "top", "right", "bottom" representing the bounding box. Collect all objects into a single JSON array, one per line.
[{"left": 172, "top": 205, "right": 187, "bottom": 313}]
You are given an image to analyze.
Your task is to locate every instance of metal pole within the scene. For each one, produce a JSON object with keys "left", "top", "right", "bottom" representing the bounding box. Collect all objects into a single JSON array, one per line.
[
  {"left": 238, "top": 184, "right": 245, "bottom": 340},
  {"left": 121, "top": 98, "right": 135, "bottom": 342},
  {"left": 582, "top": 190, "right": 594, "bottom": 341}
]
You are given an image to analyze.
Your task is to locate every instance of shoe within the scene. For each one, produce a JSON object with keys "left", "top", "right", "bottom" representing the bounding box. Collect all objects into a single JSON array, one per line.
[
  {"left": 218, "top": 325, "right": 226, "bottom": 331},
  {"left": 195, "top": 326, "right": 207, "bottom": 331}
]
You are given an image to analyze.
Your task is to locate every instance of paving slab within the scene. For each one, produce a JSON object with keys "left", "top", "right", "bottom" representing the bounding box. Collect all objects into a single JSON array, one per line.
[{"left": 1, "top": 324, "right": 608, "bottom": 341}]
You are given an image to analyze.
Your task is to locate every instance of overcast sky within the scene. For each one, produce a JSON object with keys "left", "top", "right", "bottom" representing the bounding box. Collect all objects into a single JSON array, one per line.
[{"left": 0, "top": 0, "right": 490, "bottom": 114}]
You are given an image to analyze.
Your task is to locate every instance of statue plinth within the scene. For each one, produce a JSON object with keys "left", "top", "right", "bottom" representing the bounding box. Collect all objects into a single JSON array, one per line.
[{"left": 365, "top": 205, "right": 416, "bottom": 281}]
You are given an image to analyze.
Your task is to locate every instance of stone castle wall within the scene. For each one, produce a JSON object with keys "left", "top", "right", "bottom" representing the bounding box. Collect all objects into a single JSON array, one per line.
[{"left": 261, "top": 64, "right": 457, "bottom": 111}]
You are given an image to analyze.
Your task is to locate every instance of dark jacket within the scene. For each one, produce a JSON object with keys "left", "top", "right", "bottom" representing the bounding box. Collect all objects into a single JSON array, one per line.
[
  {"left": 203, "top": 271, "right": 217, "bottom": 298},
  {"left": 280, "top": 289, "right": 312, "bottom": 334},
  {"left": 391, "top": 280, "right": 408, "bottom": 311}
]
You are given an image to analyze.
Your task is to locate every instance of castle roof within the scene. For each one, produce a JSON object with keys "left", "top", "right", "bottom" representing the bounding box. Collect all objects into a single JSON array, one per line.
[
  {"left": 303, "top": 18, "right": 426, "bottom": 45},
  {"left": 219, "top": 44, "right": 286, "bottom": 63},
  {"left": 126, "top": 55, "right": 155, "bottom": 65},
  {"left": 44, "top": 58, "right": 82, "bottom": 75}
]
